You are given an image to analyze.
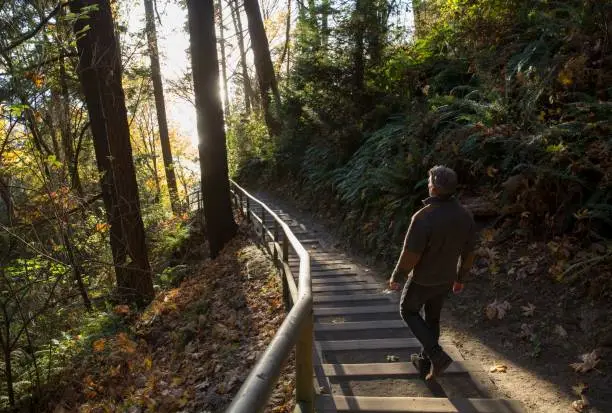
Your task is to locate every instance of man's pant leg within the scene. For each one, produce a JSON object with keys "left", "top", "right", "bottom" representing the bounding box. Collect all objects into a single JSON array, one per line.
[
  {"left": 423, "top": 287, "right": 449, "bottom": 350},
  {"left": 400, "top": 280, "right": 451, "bottom": 357}
]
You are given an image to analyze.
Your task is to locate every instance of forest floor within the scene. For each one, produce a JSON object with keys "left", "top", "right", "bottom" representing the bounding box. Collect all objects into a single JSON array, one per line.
[
  {"left": 253, "top": 183, "right": 612, "bottom": 413},
  {"left": 45, "top": 218, "right": 295, "bottom": 413}
]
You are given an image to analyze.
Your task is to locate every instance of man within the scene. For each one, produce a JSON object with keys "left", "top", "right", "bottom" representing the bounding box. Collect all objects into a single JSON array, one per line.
[{"left": 389, "top": 165, "right": 476, "bottom": 380}]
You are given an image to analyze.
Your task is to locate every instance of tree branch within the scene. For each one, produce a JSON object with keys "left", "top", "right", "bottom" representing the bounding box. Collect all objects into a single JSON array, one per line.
[{"left": 0, "top": 2, "right": 65, "bottom": 54}]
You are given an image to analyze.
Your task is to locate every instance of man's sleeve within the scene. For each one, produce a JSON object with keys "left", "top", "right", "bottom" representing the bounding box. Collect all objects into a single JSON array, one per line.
[{"left": 403, "top": 213, "right": 430, "bottom": 254}]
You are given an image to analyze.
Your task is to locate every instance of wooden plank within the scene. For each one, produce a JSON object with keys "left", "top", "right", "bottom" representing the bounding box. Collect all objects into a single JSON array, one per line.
[
  {"left": 313, "top": 284, "right": 381, "bottom": 293},
  {"left": 317, "top": 395, "right": 526, "bottom": 413},
  {"left": 318, "top": 338, "right": 423, "bottom": 351},
  {"left": 289, "top": 260, "right": 350, "bottom": 265},
  {"left": 312, "top": 276, "right": 363, "bottom": 285},
  {"left": 314, "top": 294, "right": 395, "bottom": 303},
  {"left": 315, "top": 305, "right": 397, "bottom": 316},
  {"left": 320, "top": 362, "right": 469, "bottom": 378},
  {"left": 315, "top": 320, "right": 405, "bottom": 332}
]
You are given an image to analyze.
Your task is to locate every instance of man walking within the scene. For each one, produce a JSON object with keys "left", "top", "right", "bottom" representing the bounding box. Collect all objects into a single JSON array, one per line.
[{"left": 389, "top": 165, "right": 476, "bottom": 380}]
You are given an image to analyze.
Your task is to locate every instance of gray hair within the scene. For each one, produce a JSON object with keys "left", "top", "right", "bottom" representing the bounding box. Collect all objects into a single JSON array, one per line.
[{"left": 428, "top": 165, "right": 458, "bottom": 195}]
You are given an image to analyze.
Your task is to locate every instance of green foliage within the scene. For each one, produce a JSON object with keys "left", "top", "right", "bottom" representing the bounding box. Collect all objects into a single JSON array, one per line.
[{"left": 237, "top": 0, "right": 612, "bottom": 265}]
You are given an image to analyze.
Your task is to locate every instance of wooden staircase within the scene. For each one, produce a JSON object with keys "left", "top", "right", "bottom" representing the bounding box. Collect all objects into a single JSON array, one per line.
[{"left": 248, "top": 198, "right": 526, "bottom": 413}]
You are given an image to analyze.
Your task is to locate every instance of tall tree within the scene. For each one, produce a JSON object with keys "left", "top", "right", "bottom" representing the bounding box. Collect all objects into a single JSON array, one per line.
[
  {"left": 217, "top": 0, "right": 231, "bottom": 119},
  {"left": 71, "top": 0, "right": 154, "bottom": 306},
  {"left": 243, "top": 0, "right": 282, "bottom": 137},
  {"left": 143, "top": 0, "right": 180, "bottom": 213},
  {"left": 186, "top": 0, "right": 237, "bottom": 258},
  {"left": 230, "top": 0, "right": 252, "bottom": 114}
]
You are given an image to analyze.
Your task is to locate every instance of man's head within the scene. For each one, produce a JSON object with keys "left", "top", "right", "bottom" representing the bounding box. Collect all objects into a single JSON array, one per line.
[{"left": 428, "top": 165, "right": 458, "bottom": 197}]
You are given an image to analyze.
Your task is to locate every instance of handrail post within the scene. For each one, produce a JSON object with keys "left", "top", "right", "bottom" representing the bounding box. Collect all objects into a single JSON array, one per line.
[
  {"left": 273, "top": 221, "right": 279, "bottom": 262},
  {"left": 246, "top": 197, "right": 250, "bottom": 223},
  {"left": 239, "top": 192, "right": 244, "bottom": 216},
  {"left": 261, "top": 209, "right": 267, "bottom": 244},
  {"left": 282, "top": 236, "right": 290, "bottom": 310},
  {"left": 295, "top": 313, "right": 314, "bottom": 413}
]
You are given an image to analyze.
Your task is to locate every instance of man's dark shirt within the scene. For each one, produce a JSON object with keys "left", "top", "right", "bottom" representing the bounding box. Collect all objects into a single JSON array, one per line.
[{"left": 401, "top": 195, "right": 476, "bottom": 285}]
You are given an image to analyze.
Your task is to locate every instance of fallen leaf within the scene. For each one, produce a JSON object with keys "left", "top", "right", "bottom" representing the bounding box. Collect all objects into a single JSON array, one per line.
[
  {"left": 519, "top": 323, "right": 534, "bottom": 339},
  {"left": 572, "top": 395, "right": 590, "bottom": 412},
  {"left": 490, "top": 363, "right": 507, "bottom": 373},
  {"left": 572, "top": 382, "right": 588, "bottom": 395},
  {"left": 144, "top": 357, "right": 152, "bottom": 370},
  {"left": 92, "top": 338, "right": 106, "bottom": 353},
  {"left": 386, "top": 355, "right": 400, "bottom": 362},
  {"left": 113, "top": 304, "right": 130, "bottom": 315},
  {"left": 521, "top": 303, "right": 536, "bottom": 317},
  {"left": 485, "top": 300, "right": 511, "bottom": 320},
  {"left": 554, "top": 325, "right": 568, "bottom": 338},
  {"left": 570, "top": 350, "right": 600, "bottom": 374}
]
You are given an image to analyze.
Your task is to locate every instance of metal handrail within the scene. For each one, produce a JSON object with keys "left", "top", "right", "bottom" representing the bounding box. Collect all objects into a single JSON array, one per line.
[{"left": 225, "top": 180, "right": 314, "bottom": 413}]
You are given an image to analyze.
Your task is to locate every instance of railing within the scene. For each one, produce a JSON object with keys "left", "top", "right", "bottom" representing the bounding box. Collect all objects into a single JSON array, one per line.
[
  {"left": 225, "top": 180, "right": 314, "bottom": 413},
  {"left": 186, "top": 189, "right": 203, "bottom": 212}
]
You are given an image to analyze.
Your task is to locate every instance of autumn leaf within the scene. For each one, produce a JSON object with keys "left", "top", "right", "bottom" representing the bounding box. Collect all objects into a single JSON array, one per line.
[
  {"left": 558, "top": 69, "right": 573, "bottom": 86},
  {"left": 554, "top": 325, "right": 568, "bottom": 338},
  {"left": 570, "top": 350, "right": 601, "bottom": 374},
  {"left": 521, "top": 303, "right": 536, "bottom": 317},
  {"left": 92, "top": 338, "right": 106, "bottom": 352},
  {"left": 95, "top": 223, "right": 110, "bottom": 233},
  {"left": 572, "top": 398, "right": 589, "bottom": 412},
  {"left": 489, "top": 363, "right": 507, "bottom": 373},
  {"left": 485, "top": 300, "right": 511, "bottom": 320},
  {"left": 113, "top": 304, "right": 130, "bottom": 315},
  {"left": 144, "top": 357, "right": 152, "bottom": 370},
  {"left": 486, "top": 166, "right": 498, "bottom": 177},
  {"left": 116, "top": 332, "right": 136, "bottom": 353}
]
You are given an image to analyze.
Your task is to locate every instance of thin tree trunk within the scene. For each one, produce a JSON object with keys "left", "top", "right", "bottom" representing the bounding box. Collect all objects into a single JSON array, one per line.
[
  {"left": 0, "top": 177, "right": 14, "bottom": 225},
  {"left": 59, "top": 47, "right": 84, "bottom": 196},
  {"left": 143, "top": 0, "right": 180, "bottom": 213},
  {"left": 230, "top": 0, "right": 252, "bottom": 114},
  {"left": 278, "top": 0, "right": 291, "bottom": 72},
  {"left": 71, "top": 0, "right": 154, "bottom": 306},
  {"left": 186, "top": 0, "right": 237, "bottom": 258},
  {"left": 217, "top": 0, "right": 231, "bottom": 119},
  {"left": 0, "top": 306, "right": 14, "bottom": 407},
  {"left": 352, "top": 0, "right": 365, "bottom": 97},
  {"left": 61, "top": 225, "right": 92, "bottom": 310},
  {"left": 244, "top": 0, "right": 282, "bottom": 137}
]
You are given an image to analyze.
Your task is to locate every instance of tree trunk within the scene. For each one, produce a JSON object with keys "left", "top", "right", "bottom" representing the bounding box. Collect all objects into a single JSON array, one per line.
[
  {"left": 0, "top": 306, "right": 14, "bottom": 407},
  {"left": 71, "top": 0, "right": 154, "bottom": 306},
  {"left": 186, "top": 0, "right": 237, "bottom": 258},
  {"left": 352, "top": 0, "right": 365, "bottom": 98},
  {"left": 143, "top": 0, "right": 180, "bottom": 214},
  {"left": 230, "top": 0, "right": 252, "bottom": 114},
  {"left": 217, "top": 0, "right": 231, "bottom": 119},
  {"left": 59, "top": 47, "right": 84, "bottom": 196},
  {"left": 243, "top": 0, "right": 282, "bottom": 137},
  {"left": 0, "top": 177, "right": 14, "bottom": 225},
  {"left": 278, "top": 0, "right": 291, "bottom": 74}
]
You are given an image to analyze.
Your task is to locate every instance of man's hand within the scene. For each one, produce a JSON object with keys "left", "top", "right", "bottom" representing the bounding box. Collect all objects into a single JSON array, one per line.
[
  {"left": 452, "top": 281, "right": 464, "bottom": 294},
  {"left": 389, "top": 279, "right": 401, "bottom": 291}
]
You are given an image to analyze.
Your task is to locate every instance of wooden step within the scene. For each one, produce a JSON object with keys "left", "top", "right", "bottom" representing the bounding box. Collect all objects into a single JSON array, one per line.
[
  {"left": 317, "top": 395, "right": 525, "bottom": 412},
  {"left": 312, "top": 276, "right": 363, "bottom": 285},
  {"left": 313, "top": 284, "right": 380, "bottom": 293},
  {"left": 314, "top": 294, "right": 396, "bottom": 303},
  {"left": 320, "top": 362, "right": 468, "bottom": 378},
  {"left": 315, "top": 320, "right": 405, "bottom": 331},
  {"left": 318, "top": 338, "right": 433, "bottom": 352},
  {"left": 315, "top": 305, "right": 397, "bottom": 316}
]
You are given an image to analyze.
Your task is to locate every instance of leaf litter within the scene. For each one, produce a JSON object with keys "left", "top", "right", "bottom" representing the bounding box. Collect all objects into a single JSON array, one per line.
[{"left": 48, "top": 226, "right": 295, "bottom": 413}]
